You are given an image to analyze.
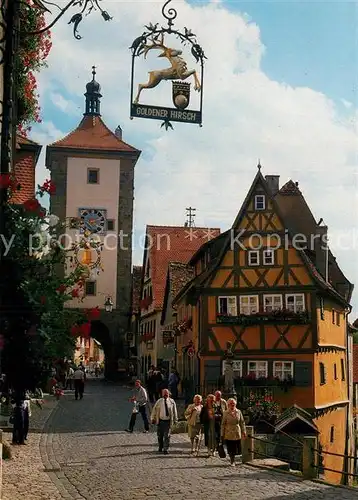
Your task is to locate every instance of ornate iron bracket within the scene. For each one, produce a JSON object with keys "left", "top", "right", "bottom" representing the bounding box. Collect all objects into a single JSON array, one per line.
[
  {"left": 22, "top": 0, "right": 112, "bottom": 39},
  {"left": 129, "top": 0, "right": 207, "bottom": 131}
]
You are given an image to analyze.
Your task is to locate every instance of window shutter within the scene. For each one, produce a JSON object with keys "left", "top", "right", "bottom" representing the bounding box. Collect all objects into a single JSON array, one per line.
[
  {"left": 204, "top": 360, "right": 222, "bottom": 384},
  {"left": 294, "top": 361, "right": 312, "bottom": 387}
]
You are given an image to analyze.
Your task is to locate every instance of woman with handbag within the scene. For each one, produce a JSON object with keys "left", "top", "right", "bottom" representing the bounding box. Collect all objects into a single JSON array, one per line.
[
  {"left": 184, "top": 394, "right": 203, "bottom": 455},
  {"left": 220, "top": 397, "right": 246, "bottom": 467},
  {"left": 200, "top": 394, "right": 216, "bottom": 457}
]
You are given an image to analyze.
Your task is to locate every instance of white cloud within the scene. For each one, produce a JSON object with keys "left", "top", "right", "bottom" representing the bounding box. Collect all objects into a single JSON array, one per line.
[
  {"left": 31, "top": 1, "right": 358, "bottom": 313},
  {"left": 341, "top": 98, "right": 353, "bottom": 109},
  {"left": 50, "top": 92, "right": 79, "bottom": 115}
]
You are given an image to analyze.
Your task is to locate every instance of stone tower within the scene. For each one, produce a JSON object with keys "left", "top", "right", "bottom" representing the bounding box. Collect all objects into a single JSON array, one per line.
[{"left": 46, "top": 67, "right": 141, "bottom": 378}]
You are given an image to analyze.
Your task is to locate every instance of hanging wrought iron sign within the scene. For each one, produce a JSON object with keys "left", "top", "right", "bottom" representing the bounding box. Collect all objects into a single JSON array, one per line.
[{"left": 129, "top": 0, "right": 206, "bottom": 130}]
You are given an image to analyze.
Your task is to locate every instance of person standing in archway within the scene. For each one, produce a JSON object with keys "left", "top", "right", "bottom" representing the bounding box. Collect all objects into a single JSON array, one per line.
[{"left": 125, "top": 380, "right": 149, "bottom": 433}]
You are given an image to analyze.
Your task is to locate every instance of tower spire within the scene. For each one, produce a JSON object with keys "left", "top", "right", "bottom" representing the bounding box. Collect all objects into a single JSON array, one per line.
[{"left": 84, "top": 65, "right": 102, "bottom": 116}]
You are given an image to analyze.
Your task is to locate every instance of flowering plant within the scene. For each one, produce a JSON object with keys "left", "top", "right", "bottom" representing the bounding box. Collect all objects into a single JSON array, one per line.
[
  {"left": 17, "top": 1, "right": 52, "bottom": 134},
  {"left": 246, "top": 390, "right": 280, "bottom": 423},
  {"left": 1, "top": 176, "right": 103, "bottom": 391}
]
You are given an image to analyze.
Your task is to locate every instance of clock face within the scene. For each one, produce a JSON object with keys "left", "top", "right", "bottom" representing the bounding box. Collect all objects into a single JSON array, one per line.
[{"left": 79, "top": 208, "right": 107, "bottom": 234}]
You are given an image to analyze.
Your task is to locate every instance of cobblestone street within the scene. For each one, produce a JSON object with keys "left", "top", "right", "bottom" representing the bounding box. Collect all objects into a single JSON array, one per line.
[{"left": 4, "top": 381, "right": 358, "bottom": 499}]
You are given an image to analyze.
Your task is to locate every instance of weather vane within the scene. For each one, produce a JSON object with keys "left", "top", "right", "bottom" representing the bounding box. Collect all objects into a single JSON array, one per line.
[{"left": 129, "top": 0, "right": 207, "bottom": 130}]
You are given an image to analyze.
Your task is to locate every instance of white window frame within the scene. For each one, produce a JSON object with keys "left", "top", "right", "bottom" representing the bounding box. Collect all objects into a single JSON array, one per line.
[
  {"left": 222, "top": 360, "right": 242, "bottom": 377},
  {"left": 218, "top": 296, "right": 237, "bottom": 316},
  {"left": 254, "top": 195, "right": 265, "bottom": 210},
  {"left": 273, "top": 361, "right": 294, "bottom": 381},
  {"left": 248, "top": 250, "right": 260, "bottom": 266},
  {"left": 285, "top": 293, "right": 305, "bottom": 312},
  {"left": 248, "top": 361, "right": 268, "bottom": 378},
  {"left": 239, "top": 295, "right": 259, "bottom": 315},
  {"left": 263, "top": 294, "right": 283, "bottom": 312},
  {"left": 263, "top": 248, "right": 274, "bottom": 265}
]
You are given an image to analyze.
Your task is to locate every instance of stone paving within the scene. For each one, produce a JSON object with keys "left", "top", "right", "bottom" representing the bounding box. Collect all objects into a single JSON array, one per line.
[{"left": 4, "top": 381, "right": 358, "bottom": 499}]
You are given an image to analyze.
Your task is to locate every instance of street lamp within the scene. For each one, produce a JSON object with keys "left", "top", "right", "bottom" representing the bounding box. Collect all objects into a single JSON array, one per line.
[{"left": 104, "top": 296, "right": 113, "bottom": 313}]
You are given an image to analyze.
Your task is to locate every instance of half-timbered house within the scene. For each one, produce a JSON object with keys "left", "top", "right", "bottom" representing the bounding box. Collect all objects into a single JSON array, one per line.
[
  {"left": 138, "top": 225, "right": 220, "bottom": 377},
  {"left": 173, "top": 168, "right": 354, "bottom": 484}
]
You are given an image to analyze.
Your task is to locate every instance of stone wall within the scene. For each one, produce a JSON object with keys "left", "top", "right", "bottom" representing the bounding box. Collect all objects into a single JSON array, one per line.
[{"left": 253, "top": 433, "right": 304, "bottom": 471}]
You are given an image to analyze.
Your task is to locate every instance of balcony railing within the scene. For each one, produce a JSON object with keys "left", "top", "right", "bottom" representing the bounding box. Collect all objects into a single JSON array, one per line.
[{"left": 216, "top": 309, "right": 310, "bottom": 326}]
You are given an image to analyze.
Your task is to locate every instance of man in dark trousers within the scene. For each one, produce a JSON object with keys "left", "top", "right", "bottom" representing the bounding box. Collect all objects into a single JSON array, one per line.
[
  {"left": 125, "top": 380, "right": 150, "bottom": 433},
  {"left": 150, "top": 388, "right": 178, "bottom": 454},
  {"left": 73, "top": 366, "right": 85, "bottom": 400}
]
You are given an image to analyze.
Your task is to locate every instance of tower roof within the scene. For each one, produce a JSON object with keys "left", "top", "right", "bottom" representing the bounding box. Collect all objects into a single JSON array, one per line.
[{"left": 47, "top": 115, "right": 139, "bottom": 153}]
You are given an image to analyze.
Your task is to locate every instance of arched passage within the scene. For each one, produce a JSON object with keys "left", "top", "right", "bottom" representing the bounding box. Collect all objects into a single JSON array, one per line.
[{"left": 89, "top": 320, "right": 114, "bottom": 379}]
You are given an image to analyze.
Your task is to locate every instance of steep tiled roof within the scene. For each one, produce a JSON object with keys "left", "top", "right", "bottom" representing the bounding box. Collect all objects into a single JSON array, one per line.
[
  {"left": 48, "top": 115, "right": 139, "bottom": 153},
  {"left": 168, "top": 262, "right": 195, "bottom": 310},
  {"left": 145, "top": 225, "right": 221, "bottom": 310},
  {"left": 132, "top": 266, "right": 142, "bottom": 314},
  {"left": 353, "top": 345, "right": 358, "bottom": 383}
]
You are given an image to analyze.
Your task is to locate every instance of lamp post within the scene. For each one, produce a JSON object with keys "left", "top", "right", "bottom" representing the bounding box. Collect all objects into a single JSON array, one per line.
[{"left": 104, "top": 296, "right": 113, "bottom": 313}]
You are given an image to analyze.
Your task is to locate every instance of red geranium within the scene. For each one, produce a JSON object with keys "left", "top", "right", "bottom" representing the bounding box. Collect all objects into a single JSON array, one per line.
[
  {"left": 39, "top": 179, "right": 56, "bottom": 195},
  {"left": 56, "top": 284, "right": 66, "bottom": 294},
  {"left": 71, "top": 288, "right": 80, "bottom": 298},
  {"left": 85, "top": 307, "right": 100, "bottom": 320},
  {"left": 79, "top": 322, "right": 91, "bottom": 338}
]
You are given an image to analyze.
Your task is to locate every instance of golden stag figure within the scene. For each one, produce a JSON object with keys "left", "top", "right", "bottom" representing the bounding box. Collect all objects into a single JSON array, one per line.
[{"left": 134, "top": 34, "right": 201, "bottom": 104}]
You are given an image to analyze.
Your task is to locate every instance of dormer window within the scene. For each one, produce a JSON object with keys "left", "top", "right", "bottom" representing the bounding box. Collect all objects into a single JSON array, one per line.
[{"left": 254, "top": 195, "right": 265, "bottom": 210}]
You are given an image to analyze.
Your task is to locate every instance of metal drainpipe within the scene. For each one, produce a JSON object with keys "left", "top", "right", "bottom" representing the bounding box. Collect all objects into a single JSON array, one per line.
[{"left": 343, "top": 312, "right": 352, "bottom": 484}]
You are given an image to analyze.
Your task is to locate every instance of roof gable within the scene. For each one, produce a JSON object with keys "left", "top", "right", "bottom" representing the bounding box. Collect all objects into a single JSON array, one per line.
[
  {"left": 47, "top": 115, "right": 140, "bottom": 154},
  {"left": 182, "top": 169, "right": 351, "bottom": 306},
  {"left": 132, "top": 266, "right": 142, "bottom": 314},
  {"left": 142, "top": 225, "right": 220, "bottom": 310},
  {"left": 275, "top": 181, "right": 353, "bottom": 303}
]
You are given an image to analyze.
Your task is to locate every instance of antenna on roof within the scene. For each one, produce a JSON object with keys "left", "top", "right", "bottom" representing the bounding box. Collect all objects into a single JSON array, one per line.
[{"left": 185, "top": 207, "right": 196, "bottom": 227}]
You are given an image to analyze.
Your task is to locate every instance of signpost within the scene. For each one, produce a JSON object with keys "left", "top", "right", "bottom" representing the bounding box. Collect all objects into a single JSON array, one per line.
[
  {"left": 162, "top": 330, "right": 175, "bottom": 345},
  {"left": 129, "top": 0, "right": 206, "bottom": 130}
]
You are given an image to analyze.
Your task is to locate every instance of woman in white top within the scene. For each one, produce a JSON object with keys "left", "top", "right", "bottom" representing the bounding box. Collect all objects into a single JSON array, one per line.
[{"left": 184, "top": 394, "right": 203, "bottom": 455}]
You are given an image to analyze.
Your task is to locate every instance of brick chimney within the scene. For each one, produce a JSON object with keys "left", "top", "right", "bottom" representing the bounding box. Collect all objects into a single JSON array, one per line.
[
  {"left": 314, "top": 225, "right": 328, "bottom": 280},
  {"left": 265, "top": 175, "right": 280, "bottom": 195}
]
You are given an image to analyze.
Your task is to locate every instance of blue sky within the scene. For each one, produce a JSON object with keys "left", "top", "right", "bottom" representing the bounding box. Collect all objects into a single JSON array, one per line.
[
  {"left": 34, "top": 0, "right": 358, "bottom": 314},
  {"left": 229, "top": 0, "right": 358, "bottom": 105}
]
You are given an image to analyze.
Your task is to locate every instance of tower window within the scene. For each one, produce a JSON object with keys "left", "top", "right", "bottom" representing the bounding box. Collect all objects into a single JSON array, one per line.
[
  {"left": 85, "top": 281, "right": 96, "bottom": 296},
  {"left": 87, "top": 168, "right": 99, "bottom": 184},
  {"left": 330, "top": 426, "right": 334, "bottom": 443},
  {"left": 107, "top": 219, "right": 115, "bottom": 231},
  {"left": 334, "top": 363, "right": 337, "bottom": 380},
  {"left": 341, "top": 359, "right": 345, "bottom": 381}
]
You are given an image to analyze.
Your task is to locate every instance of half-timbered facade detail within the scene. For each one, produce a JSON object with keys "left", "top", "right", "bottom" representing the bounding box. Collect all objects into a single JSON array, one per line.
[{"left": 172, "top": 168, "right": 354, "bottom": 484}]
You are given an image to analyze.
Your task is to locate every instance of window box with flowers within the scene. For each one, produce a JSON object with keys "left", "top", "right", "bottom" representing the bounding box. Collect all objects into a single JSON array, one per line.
[
  {"left": 217, "top": 309, "right": 310, "bottom": 325},
  {"left": 140, "top": 296, "right": 153, "bottom": 310}
]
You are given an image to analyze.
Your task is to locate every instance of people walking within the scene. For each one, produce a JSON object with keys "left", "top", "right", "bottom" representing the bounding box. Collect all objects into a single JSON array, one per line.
[
  {"left": 11, "top": 393, "right": 26, "bottom": 445},
  {"left": 200, "top": 394, "right": 216, "bottom": 457},
  {"left": 146, "top": 365, "right": 156, "bottom": 403},
  {"left": 213, "top": 390, "right": 227, "bottom": 451},
  {"left": 168, "top": 368, "right": 179, "bottom": 400},
  {"left": 184, "top": 394, "right": 203, "bottom": 455},
  {"left": 220, "top": 397, "right": 246, "bottom": 467},
  {"left": 125, "top": 380, "right": 150, "bottom": 433},
  {"left": 23, "top": 393, "right": 31, "bottom": 441},
  {"left": 151, "top": 388, "right": 178, "bottom": 454},
  {"left": 66, "top": 366, "right": 74, "bottom": 390},
  {"left": 73, "top": 366, "right": 85, "bottom": 400}
]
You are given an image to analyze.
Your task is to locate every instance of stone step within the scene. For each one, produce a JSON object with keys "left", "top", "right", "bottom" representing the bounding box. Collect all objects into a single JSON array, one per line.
[{"left": 248, "top": 458, "right": 290, "bottom": 471}]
